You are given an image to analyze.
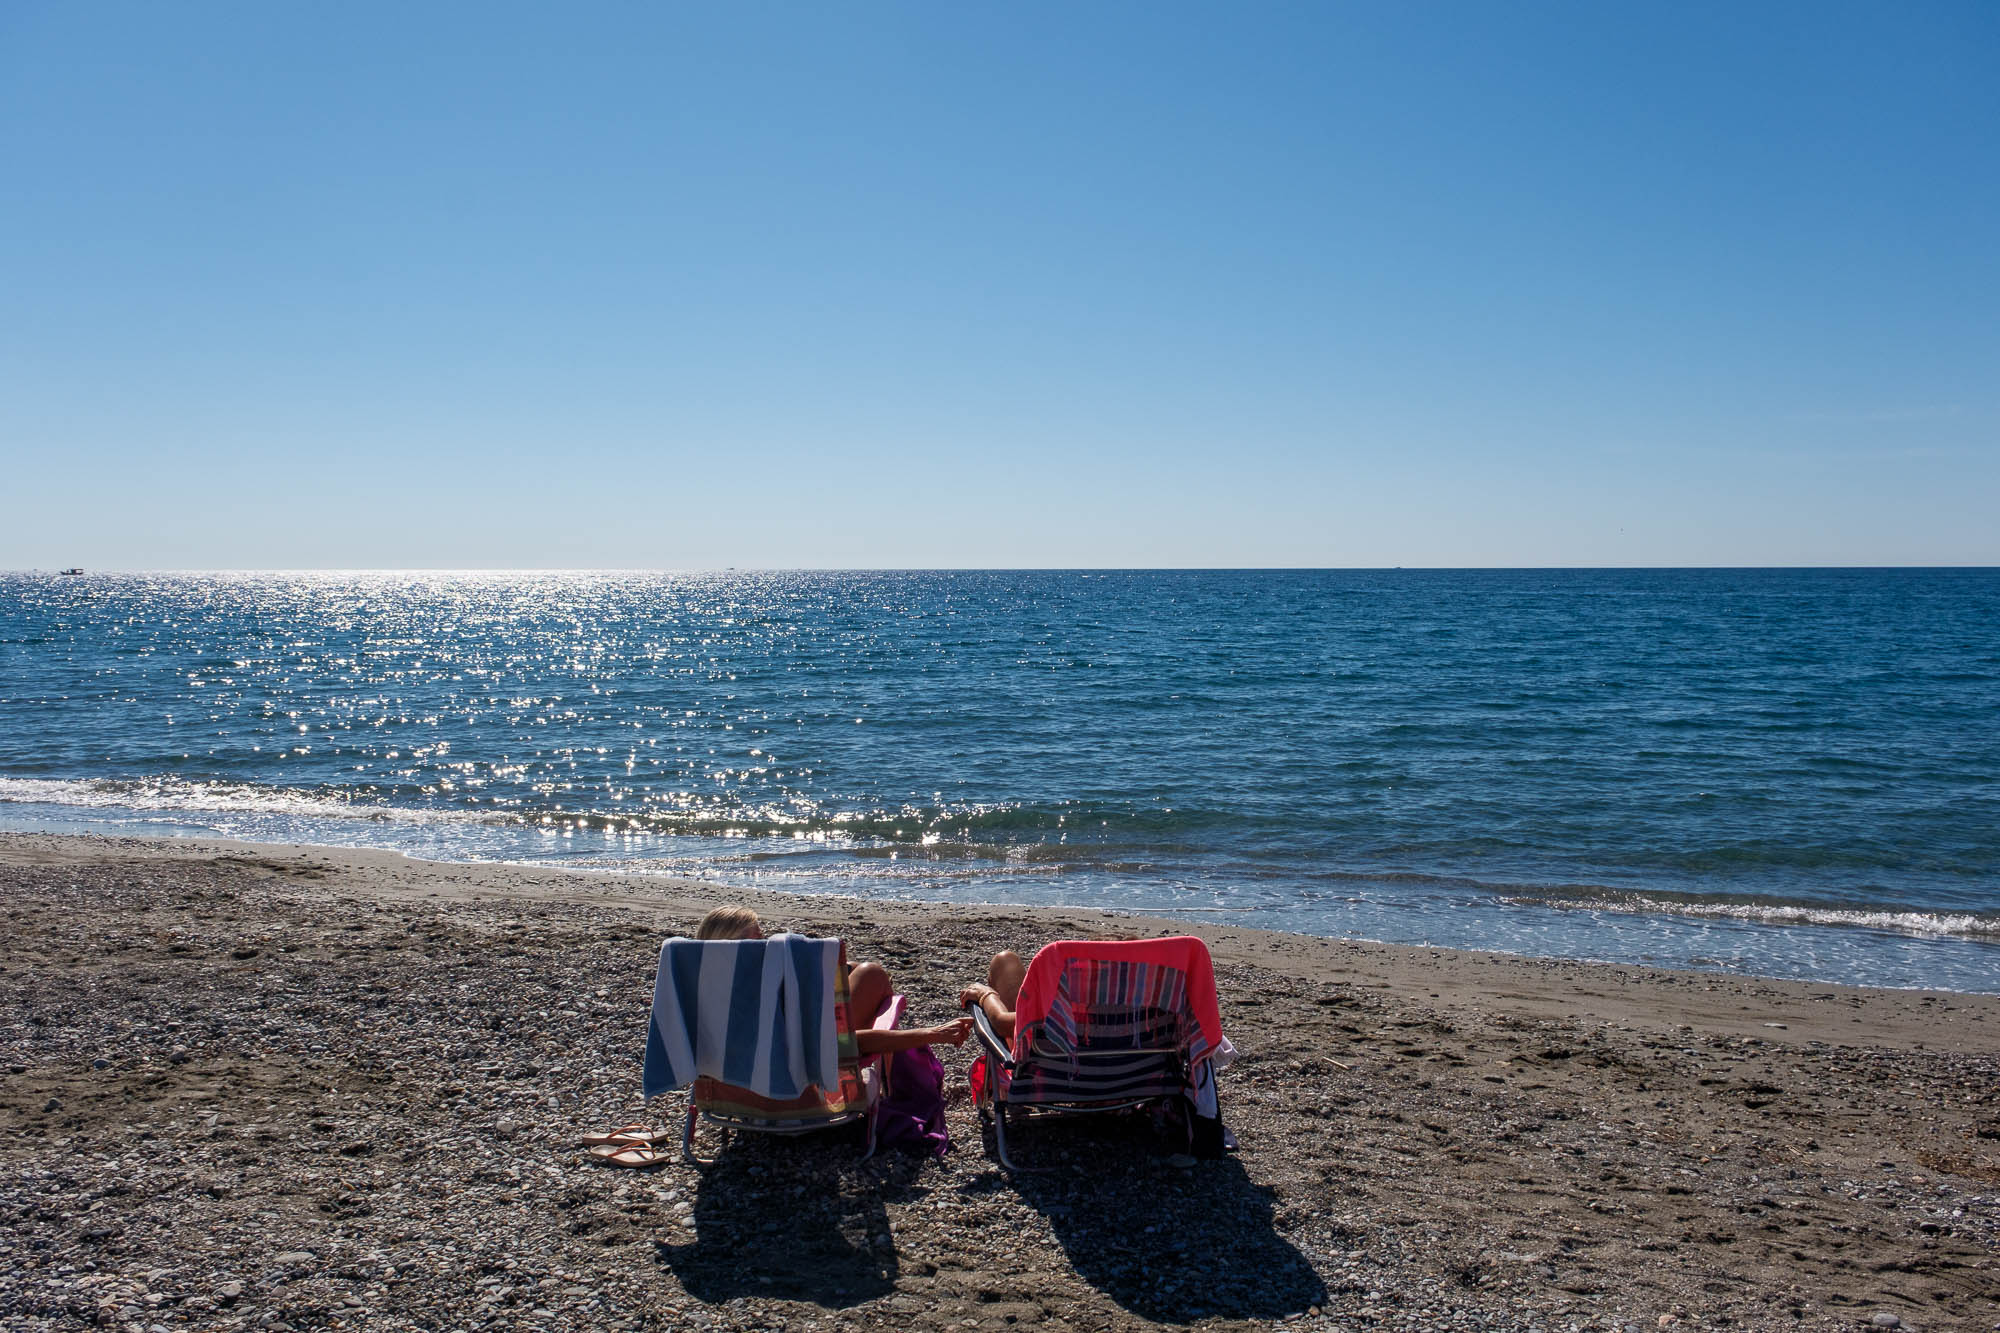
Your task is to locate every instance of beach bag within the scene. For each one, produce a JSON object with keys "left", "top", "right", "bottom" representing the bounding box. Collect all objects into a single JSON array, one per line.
[{"left": 877, "top": 1045, "right": 950, "bottom": 1157}]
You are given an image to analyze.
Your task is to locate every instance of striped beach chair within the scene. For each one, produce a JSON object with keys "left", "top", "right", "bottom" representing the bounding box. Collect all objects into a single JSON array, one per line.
[
  {"left": 967, "top": 936, "right": 1233, "bottom": 1170},
  {"left": 643, "top": 935, "right": 905, "bottom": 1165}
]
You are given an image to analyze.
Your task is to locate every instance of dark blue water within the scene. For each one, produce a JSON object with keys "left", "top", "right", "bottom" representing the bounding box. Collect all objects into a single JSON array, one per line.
[{"left": 3, "top": 569, "right": 1996, "bottom": 991}]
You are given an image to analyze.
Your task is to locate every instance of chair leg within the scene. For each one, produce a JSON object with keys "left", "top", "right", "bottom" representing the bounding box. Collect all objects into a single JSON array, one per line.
[
  {"left": 992, "top": 1102, "right": 1021, "bottom": 1172},
  {"left": 682, "top": 1099, "right": 726, "bottom": 1168}
]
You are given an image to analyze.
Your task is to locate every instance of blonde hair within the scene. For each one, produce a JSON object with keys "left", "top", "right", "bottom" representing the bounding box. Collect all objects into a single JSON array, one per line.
[{"left": 694, "top": 905, "right": 762, "bottom": 940}]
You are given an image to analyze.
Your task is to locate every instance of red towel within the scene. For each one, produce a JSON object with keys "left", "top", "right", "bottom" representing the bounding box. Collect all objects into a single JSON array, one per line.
[{"left": 1010, "top": 936, "right": 1224, "bottom": 1063}]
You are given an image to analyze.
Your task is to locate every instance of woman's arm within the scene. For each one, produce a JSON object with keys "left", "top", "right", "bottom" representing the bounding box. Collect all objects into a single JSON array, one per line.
[
  {"left": 856, "top": 1016, "right": 972, "bottom": 1056},
  {"left": 957, "top": 984, "right": 1016, "bottom": 1042}
]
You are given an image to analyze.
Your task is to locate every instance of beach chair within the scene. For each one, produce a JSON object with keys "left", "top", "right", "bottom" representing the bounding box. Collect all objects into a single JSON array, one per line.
[
  {"left": 966, "top": 935, "right": 1234, "bottom": 1170},
  {"left": 642, "top": 934, "right": 906, "bottom": 1166}
]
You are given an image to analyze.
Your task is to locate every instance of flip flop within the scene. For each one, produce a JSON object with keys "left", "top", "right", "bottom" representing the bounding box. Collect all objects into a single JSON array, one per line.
[
  {"left": 587, "top": 1142, "right": 672, "bottom": 1169},
  {"left": 580, "top": 1124, "right": 659, "bottom": 1148}
]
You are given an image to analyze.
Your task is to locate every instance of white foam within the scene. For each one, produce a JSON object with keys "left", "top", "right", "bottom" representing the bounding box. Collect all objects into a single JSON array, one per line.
[
  {"left": 1507, "top": 889, "right": 2000, "bottom": 940},
  {"left": 0, "top": 775, "right": 479, "bottom": 826}
]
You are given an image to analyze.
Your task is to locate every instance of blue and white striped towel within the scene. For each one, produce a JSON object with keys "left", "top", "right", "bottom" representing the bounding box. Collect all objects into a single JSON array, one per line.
[{"left": 642, "top": 934, "right": 843, "bottom": 1101}]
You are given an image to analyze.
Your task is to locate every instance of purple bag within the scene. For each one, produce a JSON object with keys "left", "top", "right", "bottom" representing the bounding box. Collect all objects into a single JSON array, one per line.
[{"left": 876, "top": 1045, "right": 950, "bottom": 1157}]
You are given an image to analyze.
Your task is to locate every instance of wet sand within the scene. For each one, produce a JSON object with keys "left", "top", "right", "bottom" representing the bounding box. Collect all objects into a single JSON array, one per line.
[{"left": 2, "top": 833, "right": 1996, "bottom": 1331}]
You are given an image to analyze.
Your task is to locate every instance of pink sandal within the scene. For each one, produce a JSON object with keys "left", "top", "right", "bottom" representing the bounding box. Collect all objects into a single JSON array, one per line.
[
  {"left": 580, "top": 1124, "right": 665, "bottom": 1148},
  {"left": 587, "top": 1142, "right": 671, "bottom": 1168}
]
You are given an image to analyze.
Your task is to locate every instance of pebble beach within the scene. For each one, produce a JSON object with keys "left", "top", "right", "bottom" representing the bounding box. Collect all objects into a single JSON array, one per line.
[{"left": 3, "top": 833, "right": 1997, "bottom": 1332}]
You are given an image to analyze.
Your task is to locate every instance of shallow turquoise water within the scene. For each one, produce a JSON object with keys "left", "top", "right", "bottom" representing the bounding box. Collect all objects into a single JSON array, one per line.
[{"left": 3, "top": 569, "right": 1995, "bottom": 990}]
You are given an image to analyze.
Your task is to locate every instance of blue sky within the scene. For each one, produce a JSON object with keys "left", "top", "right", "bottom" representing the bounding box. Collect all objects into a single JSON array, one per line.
[{"left": 3, "top": 2, "right": 1995, "bottom": 568}]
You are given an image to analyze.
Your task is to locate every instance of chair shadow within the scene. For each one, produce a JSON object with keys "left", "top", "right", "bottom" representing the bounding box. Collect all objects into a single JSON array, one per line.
[
  {"left": 652, "top": 1129, "right": 915, "bottom": 1308},
  {"left": 993, "top": 1111, "right": 1329, "bottom": 1323}
]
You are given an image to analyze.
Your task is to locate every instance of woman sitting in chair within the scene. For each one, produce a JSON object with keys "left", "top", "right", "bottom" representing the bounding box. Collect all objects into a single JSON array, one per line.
[
  {"left": 693, "top": 906, "right": 971, "bottom": 1054},
  {"left": 956, "top": 949, "right": 1028, "bottom": 1041}
]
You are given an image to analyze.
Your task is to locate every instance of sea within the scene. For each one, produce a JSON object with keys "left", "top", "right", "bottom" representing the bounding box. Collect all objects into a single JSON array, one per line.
[{"left": 2, "top": 569, "right": 1995, "bottom": 993}]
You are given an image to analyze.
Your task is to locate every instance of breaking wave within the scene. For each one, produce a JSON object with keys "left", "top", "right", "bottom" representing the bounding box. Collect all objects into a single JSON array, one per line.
[{"left": 1501, "top": 885, "right": 2000, "bottom": 941}]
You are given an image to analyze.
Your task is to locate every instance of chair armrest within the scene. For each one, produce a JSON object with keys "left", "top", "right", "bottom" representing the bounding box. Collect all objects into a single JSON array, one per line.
[
  {"left": 967, "top": 1000, "right": 1014, "bottom": 1068},
  {"left": 871, "top": 993, "right": 907, "bottom": 1032},
  {"left": 861, "top": 994, "right": 908, "bottom": 1100}
]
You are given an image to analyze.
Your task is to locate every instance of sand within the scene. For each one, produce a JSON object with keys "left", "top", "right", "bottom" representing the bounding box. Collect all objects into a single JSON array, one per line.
[{"left": 1, "top": 832, "right": 1995, "bottom": 1331}]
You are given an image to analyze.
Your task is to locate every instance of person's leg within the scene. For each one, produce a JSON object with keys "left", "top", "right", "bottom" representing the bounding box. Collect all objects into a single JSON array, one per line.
[
  {"left": 848, "top": 960, "right": 894, "bottom": 1026},
  {"left": 986, "top": 950, "right": 1026, "bottom": 1008}
]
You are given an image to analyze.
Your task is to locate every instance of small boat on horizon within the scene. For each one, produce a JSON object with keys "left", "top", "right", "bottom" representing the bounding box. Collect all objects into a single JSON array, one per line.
[{"left": 60, "top": 568, "right": 85, "bottom": 576}]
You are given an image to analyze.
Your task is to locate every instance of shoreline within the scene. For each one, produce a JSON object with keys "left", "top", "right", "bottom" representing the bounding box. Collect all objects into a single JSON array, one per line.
[
  {"left": 5, "top": 796, "right": 1995, "bottom": 997},
  {"left": 12, "top": 829, "right": 2000, "bottom": 1040},
  {"left": 3, "top": 831, "right": 1997, "bottom": 1330}
]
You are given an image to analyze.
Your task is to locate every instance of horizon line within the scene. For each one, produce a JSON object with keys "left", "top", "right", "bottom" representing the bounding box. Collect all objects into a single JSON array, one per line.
[{"left": 8, "top": 564, "right": 1999, "bottom": 575}]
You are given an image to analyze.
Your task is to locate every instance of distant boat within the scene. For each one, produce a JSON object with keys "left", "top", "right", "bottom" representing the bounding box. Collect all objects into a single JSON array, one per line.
[{"left": 60, "top": 568, "right": 85, "bottom": 576}]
